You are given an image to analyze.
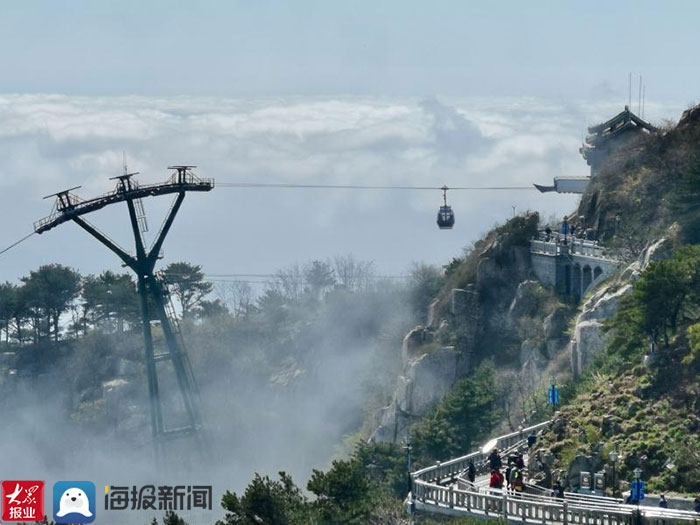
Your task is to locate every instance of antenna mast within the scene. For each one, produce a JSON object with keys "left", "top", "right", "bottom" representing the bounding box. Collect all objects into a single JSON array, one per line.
[
  {"left": 638, "top": 75, "right": 642, "bottom": 114},
  {"left": 628, "top": 72, "right": 632, "bottom": 109}
]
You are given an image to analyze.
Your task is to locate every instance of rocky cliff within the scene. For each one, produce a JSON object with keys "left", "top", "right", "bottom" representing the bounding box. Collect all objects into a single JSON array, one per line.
[{"left": 372, "top": 212, "right": 579, "bottom": 442}]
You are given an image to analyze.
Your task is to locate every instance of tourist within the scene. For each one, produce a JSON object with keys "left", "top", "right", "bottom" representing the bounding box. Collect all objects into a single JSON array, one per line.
[
  {"left": 544, "top": 226, "right": 552, "bottom": 242},
  {"left": 490, "top": 470, "right": 502, "bottom": 489},
  {"left": 694, "top": 497, "right": 700, "bottom": 513},
  {"left": 552, "top": 481, "right": 565, "bottom": 499},
  {"left": 658, "top": 495, "right": 668, "bottom": 508},
  {"left": 527, "top": 431, "right": 537, "bottom": 449},
  {"left": 467, "top": 460, "right": 476, "bottom": 483},
  {"left": 488, "top": 448, "right": 502, "bottom": 470},
  {"left": 511, "top": 469, "right": 524, "bottom": 493},
  {"left": 560, "top": 219, "right": 569, "bottom": 235}
]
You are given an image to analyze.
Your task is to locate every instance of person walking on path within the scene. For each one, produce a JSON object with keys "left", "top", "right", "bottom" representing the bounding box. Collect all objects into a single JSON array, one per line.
[
  {"left": 527, "top": 431, "right": 536, "bottom": 449},
  {"left": 515, "top": 453, "right": 525, "bottom": 469},
  {"left": 552, "top": 481, "right": 565, "bottom": 499},
  {"left": 490, "top": 470, "right": 504, "bottom": 489},
  {"left": 488, "top": 448, "right": 502, "bottom": 471},
  {"left": 467, "top": 460, "right": 476, "bottom": 483},
  {"left": 658, "top": 495, "right": 668, "bottom": 509},
  {"left": 511, "top": 469, "right": 524, "bottom": 493}
]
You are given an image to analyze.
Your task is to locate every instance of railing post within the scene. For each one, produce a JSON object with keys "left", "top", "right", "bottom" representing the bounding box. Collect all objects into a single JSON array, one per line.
[
  {"left": 449, "top": 486, "right": 454, "bottom": 509},
  {"left": 563, "top": 501, "right": 568, "bottom": 525},
  {"left": 502, "top": 492, "right": 508, "bottom": 519}
]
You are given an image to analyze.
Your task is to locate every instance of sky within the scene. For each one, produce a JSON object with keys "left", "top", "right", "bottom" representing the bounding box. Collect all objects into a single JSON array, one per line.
[{"left": 1, "top": 1, "right": 699, "bottom": 290}]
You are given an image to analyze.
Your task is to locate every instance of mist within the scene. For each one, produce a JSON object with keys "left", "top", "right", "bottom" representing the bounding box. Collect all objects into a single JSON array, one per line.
[{"left": 0, "top": 258, "right": 413, "bottom": 524}]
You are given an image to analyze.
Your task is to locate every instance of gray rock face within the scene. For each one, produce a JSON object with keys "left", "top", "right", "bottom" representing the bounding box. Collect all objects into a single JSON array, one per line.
[
  {"left": 508, "top": 280, "right": 542, "bottom": 325},
  {"left": 520, "top": 339, "right": 546, "bottom": 370},
  {"left": 371, "top": 346, "right": 460, "bottom": 443},
  {"left": 452, "top": 286, "right": 480, "bottom": 363},
  {"left": 401, "top": 325, "right": 433, "bottom": 363},
  {"left": 640, "top": 237, "right": 673, "bottom": 268},
  {"left": 544, "top": 307, "right": 569, "bottom": 341},
  {"left": 403, "top": 347, "right": 459, "bottom": 415},
  {"left": 570, "top": 283, "right": 633, "bottom": 376},
  {"left": 543, "top": 306, "right": 571, "bottom": 357},
  {"left": 427, "top": 298, "right": 440, "bottom": 327},
  {"left": 569, "top": 237, "right": 672, "bottom": 377}
]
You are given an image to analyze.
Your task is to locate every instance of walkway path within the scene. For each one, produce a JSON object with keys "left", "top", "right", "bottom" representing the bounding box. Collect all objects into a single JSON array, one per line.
[{"left": 409, "top": 422, "right": 698, "bottom": 524}]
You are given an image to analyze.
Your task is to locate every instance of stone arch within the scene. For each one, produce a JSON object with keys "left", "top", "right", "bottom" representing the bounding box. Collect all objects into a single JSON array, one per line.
[
  {"left": 572, "top": 264, "right": 582, "bottom": 302},
  {"left": 594, "top": 266, "right": 603, "bottom": 280},
  {"left": 582, "top": 265, "right": 593, "bottom": 295}
]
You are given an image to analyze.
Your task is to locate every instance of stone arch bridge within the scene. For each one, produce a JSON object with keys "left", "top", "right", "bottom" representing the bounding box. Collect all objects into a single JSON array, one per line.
[{"left": 530, "top": 234, "right": 620, "bottom": 302}]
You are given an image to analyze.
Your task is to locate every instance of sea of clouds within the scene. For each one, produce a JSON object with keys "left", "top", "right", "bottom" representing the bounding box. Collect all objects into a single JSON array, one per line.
[{"left": 0, "top": 94, "right": 682, "bottom": 283}]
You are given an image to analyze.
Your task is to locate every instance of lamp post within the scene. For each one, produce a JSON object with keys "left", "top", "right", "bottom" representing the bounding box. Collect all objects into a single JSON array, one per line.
[
  {"left": 633, "top": 468, "right": 643, "bottom": 525},
  {"left": 547, "top": 376, "right": 559, "bottom": 416},
  {"left": 403, "top": 436, "right": 414, "bottom": 520},
  {"left": 403, "top": 437, "right": 413, "bottom": 493},
  {"left": 609, "top": 450, "right": 619, "bottom": 498}
]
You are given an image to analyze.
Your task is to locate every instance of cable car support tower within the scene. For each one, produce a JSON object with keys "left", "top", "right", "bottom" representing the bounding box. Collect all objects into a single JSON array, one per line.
[{"left": 34, "top": 166, "right": 214, "bottom": 459}]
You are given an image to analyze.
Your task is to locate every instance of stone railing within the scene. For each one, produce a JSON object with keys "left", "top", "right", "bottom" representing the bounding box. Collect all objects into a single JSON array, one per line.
[
  {"left": 410, "top": 421, "right": 700, "bottom": 524},
  {"left": 531, "top": 234, "right": 616, "bottom": 261},
  {"left": 412, "top": 421, "right": 549, "bottom": 485}
]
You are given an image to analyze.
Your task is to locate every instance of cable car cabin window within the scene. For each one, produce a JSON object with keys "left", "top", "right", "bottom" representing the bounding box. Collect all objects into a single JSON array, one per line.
[{"left": 437, "top": 205, "right": 455, "bottom": 229}]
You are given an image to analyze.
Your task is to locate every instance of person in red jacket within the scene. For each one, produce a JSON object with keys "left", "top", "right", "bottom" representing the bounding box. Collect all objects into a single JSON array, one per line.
[{"left": 490, "top": 470, "right": 504, "bottom": 489}]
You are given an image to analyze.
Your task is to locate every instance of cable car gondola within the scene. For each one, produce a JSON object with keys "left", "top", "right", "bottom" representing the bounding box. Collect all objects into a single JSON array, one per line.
[{"left": 437, "top": 185, "right": 455, "bottom": 229}]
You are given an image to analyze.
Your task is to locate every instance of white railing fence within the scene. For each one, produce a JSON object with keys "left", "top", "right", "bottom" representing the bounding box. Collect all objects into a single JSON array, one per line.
[{"left": 410, "top": 420, "right": 699, "bottom": 524}]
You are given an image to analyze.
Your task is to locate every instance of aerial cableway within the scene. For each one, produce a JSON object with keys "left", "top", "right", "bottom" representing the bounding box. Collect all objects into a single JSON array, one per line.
[{"left": 34, "top": 166, "right": 214, "bottom": 461}]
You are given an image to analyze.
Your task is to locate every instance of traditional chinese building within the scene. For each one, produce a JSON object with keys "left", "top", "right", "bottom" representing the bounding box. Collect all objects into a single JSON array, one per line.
[{"left": 580, "top": 105, "right": 657, "bottom": 175}]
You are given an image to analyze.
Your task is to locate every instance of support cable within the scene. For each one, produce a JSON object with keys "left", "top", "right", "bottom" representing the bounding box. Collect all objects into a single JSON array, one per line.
[
  {"left": 217, "top": 182, "right": 536, "bottom": 190},
  {"left": 0, "top": 231, "right": 36, "bottom": 257}
]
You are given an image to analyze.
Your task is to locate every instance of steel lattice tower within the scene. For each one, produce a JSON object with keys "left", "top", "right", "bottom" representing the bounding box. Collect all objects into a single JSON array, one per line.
[{"left": 35, "top": 166, "right": 214, "bottom": 458}]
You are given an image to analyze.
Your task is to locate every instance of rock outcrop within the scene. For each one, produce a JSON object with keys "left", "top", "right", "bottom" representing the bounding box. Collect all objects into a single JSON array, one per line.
[
  {"left": 570, "top": 237, "right": 672, "bottom": 377},
  {"left": 371, "top": 346, "right": 461, "bottom": 442}
]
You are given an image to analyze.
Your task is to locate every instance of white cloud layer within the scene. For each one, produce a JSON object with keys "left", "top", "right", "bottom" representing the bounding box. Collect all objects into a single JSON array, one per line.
[{"left": 0, "top": 94, "right": 684, "bottom": 282}]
